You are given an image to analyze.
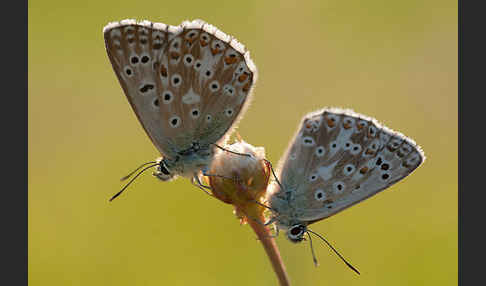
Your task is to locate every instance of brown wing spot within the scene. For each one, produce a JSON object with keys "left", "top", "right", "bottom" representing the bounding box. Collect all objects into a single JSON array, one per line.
[
  {"left": 160, "top": 65, "right": 168, "bottom": 77},
  {"left": 359, "top": 167, "right": 369, "bottom": 174},
  {"left": 200, "top": 39, "right": 209, "bottom": 46},
  {"left": 242, "top": 81, "right": 251, "bottom": 92},
  {"left": 357, "top": 121, "right": 366, "bottom": 130},
  {"left": 224, "top": 56, "right": 238, "bottom": 65},
  {"left": 170, "top": 52, "right": 180, "bottom": 60},
  {"left": 365, "top": 149, "right": 375, "bottom": 155},
  {"left": 343, "top": 122, "right": 352, "bottom": 129}
]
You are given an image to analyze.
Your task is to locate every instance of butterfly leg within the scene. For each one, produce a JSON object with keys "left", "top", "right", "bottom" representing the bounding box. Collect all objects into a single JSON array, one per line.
[
  {"left": 252, "top": 199, "right": 279, "bottom": 214},
  {"left": 272, "top": 223, "right": 280, "bottom": 238},
  {"left": 201, "top": 169, "right": 239, "bottom": 182},
  {"left": 191, "top": 175, "right": 214, "bottom": 197},
  {"left": 250, "top": 217, "right": 279, "bottom": 239},
  {"left": 262, "top": 159, "right": 285, "bottom": 193},
  {"left": 241, "top": 213, "right": 279, "bottom": 240},
  {"left": 264, "top": 216, "right": 277, "bottom": 226},
  {"left": 264, "top": 217, "right": 279, "bottom": 238}
]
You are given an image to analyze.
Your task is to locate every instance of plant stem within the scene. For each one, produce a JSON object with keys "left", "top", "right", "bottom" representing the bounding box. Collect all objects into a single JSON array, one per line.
[{"left": 247, "top": 218, "right": 291, "bottom": 286}]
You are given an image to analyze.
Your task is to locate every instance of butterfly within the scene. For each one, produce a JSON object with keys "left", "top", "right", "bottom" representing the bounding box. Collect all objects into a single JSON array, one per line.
[
  {"left": 103, "top": 19, "right": 257, "bottom": 200},
  {"left": 266, "top": 108, "right": 425, "bottom": 245}
]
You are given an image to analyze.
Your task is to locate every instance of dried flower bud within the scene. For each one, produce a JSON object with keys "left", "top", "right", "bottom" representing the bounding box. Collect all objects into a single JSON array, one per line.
[{"left": 204, "top": 139, "right": 271, "bottom": 224}]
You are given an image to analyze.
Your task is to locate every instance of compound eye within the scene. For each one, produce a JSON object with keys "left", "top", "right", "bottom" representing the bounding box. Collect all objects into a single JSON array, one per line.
[
  {"left": 288, "top": 224, "right": 305, "bottom": 241},
  {"left": 159, "top": 161, "right": 170, "bottom": 175}
]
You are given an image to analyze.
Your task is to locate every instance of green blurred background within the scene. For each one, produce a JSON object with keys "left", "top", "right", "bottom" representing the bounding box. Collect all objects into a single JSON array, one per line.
[{"left": 29, "top": 0, "right": 457, "bottom": 285}]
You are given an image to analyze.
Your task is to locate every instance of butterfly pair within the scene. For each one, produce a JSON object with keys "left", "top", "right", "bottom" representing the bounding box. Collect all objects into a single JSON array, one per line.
[{"left": 104, "top": 19, "right": 424, "bottom": 248}]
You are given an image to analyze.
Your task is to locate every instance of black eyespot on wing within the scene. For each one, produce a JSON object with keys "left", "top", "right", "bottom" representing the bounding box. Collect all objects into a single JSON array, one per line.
[
  {"left": 141, "top": 55, "right": 150, "bottom": 63},
  {"left": 159, "top": 163, "right": 170, "bottom": 175},
  {"left": 376, "top": 157, "right": 383, "bottom": 166},
  {"left": 139, "top": 84, "right": 155, "bottom": 93},
  {"left": 130, "top": 56, "right": 139, "bottom": 64}
]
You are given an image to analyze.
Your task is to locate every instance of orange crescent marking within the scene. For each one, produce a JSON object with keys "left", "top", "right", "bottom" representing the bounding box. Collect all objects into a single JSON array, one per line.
[
  {"left": 225, "top": 56, "right": 238, "bottom": 65},
  {"left": 211, "top": 47, "right": 220, "bottom": 55},
  {"left": 326, "top": 118, "right": 335, "bottom": 128},
  {"left": 238, "top": 73, "right": 248, "bottom": 82},
  {"left": 359, "top": 167, "right": 369, "bottom": 174}
]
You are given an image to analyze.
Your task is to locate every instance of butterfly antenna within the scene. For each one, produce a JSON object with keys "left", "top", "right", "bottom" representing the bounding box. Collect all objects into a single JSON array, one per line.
[
  {"left": 262, "top": 159, "right": 285, "bottom": 193},
  {"left": 109, "top": 163, "right": 159, "bottom": 202},
  {"left": 212, "top": 143, "right": 252, "bottom": 158},
  {"left": 120, "top": 161, "right": 158, "bottom": 181},
  {"left": 306, "top": 231, "right": 319, "bottom": 267},
  {"left": 307, "top": 229, "right": 360, "bottom": 275}
]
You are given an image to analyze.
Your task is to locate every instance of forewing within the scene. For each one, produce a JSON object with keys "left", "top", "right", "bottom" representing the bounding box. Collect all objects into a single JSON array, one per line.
[
  {"left": 274, "top": 108, "right": 425, "bottom": 223},
  {"left": 104, "top": 19, "right": 256, "bottom": 158}
]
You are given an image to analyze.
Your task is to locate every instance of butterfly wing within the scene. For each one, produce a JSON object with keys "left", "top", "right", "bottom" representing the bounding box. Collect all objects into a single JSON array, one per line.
[
  {"left": 104, "top": 19, "right": 256, "bottom": 159},
  {"left": 271, "top": 108, "right": 425, "bottom": 224}
]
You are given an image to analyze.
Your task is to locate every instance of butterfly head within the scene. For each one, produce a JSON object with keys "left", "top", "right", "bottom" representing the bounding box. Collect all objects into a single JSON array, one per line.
[
  {"left": 153, "top": 158, "right": 176, "bottom": 181},
  {"left": 287, "top": 224, "right": 307, "bottom": 243}
]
